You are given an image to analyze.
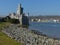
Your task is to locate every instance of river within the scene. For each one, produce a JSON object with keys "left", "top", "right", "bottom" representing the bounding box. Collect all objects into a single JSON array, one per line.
[{"left": 29, "top": 22, "right": 60, "bottom": 38}]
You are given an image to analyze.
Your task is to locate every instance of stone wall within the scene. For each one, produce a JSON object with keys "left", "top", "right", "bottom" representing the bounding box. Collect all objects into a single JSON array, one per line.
[{"left": 2, "top": 24, "right": 60, "bottom": 45}]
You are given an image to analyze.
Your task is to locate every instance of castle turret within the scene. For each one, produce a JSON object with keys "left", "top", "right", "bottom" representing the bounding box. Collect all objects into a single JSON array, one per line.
[
  {"left": 9, "top": 4, "right": 29, "bottom": 26},
  {"left": 17, "top": 4, "right": 23, "bottom": 15}
]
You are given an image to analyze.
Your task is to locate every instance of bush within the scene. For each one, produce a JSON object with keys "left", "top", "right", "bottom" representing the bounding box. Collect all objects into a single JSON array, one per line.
[
  {"left": 10, "top": 19, "right": 20, "bottom": 24},
  {"left": 2, "top": 16, "right": 20, "bottom": 24}
]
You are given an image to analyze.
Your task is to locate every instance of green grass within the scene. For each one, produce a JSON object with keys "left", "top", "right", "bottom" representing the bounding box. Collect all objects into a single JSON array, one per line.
[
  {"left": 0, "top": 22, "right": 10, "bottom": 30},
  {"left": 0, "top": 22, "right": 22, "bottom": 45}
]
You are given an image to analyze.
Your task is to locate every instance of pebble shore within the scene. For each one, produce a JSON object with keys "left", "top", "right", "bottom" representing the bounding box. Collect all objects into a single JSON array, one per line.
[{"left": 2, "top": 24, "right": 60, "bottom": 45}]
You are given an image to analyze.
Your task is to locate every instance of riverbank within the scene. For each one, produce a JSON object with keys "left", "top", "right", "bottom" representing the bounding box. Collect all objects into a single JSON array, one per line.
[
  {"left": 2, "top": 24, "right": 60, "bottom": 45},
  {"left": 0, "top": 22, "right": 22, "bottom": 45}
]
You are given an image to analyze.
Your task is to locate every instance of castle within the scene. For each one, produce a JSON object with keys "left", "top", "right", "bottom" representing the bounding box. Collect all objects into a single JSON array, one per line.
[{"left": 9, "top": 4, "right": 29, "bottom": 26}]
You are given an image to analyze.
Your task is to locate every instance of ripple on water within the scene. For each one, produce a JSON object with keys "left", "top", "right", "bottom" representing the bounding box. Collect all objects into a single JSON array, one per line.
[{"left": 29, "top": 22, "right": 60, "bottom": 38}]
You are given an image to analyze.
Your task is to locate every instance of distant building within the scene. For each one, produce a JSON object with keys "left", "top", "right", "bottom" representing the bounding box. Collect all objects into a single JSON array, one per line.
[
  {"left": 9, "top": 4, "right": 29, "bottom": 26},
  {"left": 53, "top": 19, "right": 59, "bottom": 22},
  {"left": 37, "top": 19, "right": 41, "bottom": 22}
]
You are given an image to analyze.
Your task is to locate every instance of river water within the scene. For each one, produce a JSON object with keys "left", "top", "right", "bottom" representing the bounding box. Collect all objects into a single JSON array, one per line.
[{"left": 29, "top": 22, "right": 60, "bottom": 38}]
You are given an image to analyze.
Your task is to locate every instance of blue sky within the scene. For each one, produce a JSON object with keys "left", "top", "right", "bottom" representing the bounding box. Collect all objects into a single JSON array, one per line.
[{"left": 0, "top": 0, "right": 60, "bottom": 16}]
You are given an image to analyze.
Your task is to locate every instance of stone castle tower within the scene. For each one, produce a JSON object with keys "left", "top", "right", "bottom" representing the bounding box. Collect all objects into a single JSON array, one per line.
[
  {"left": 17, "top": 4, "right": 23, "bottom": 15},
  {"left": 9, "top": 4, "right": 29, "bottom": 26}
]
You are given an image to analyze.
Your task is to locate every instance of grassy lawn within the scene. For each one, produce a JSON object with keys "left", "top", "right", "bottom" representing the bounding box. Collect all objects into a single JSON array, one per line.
[
  {"left": 0, "top": 22, "right": 10, "bottom": 30},
  {"left": 0, "top": 22, "right": 22, "bottom": 45}
]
